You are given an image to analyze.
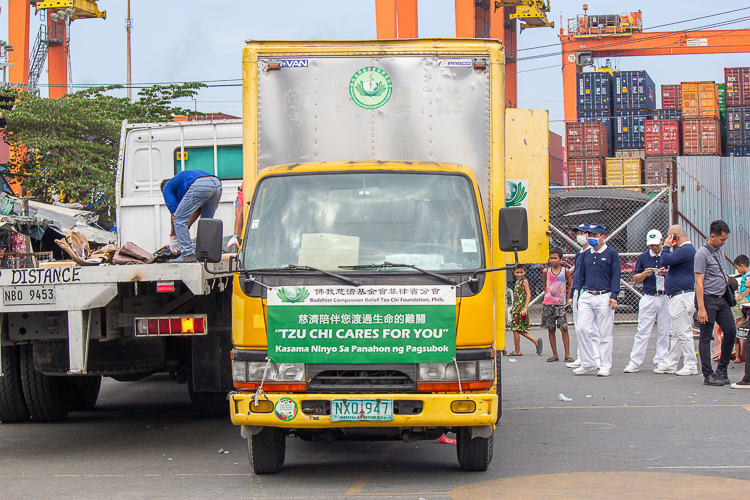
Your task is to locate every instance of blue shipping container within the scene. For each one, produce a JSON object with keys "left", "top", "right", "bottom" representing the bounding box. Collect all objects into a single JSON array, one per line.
[
  {"left": 727, "top": 145, "right": 750, "bottom": 157},
  {"left": 614, "top": 71, "right": 656, "bottom": 111},
  {"left": 726, "top": 107, "right": 750, "bottom": 146},
  {"left": 578, "top": 110, "right": 613, "bottom": 155},
  {"left": 614, "top": 110, "right": 652, "bottom": 149},
  {"left": 652, "top": 109, "right": 682, "bottom": 121},
  {"left": 577, "top": 72, "right": 613, "bottom": 112}
]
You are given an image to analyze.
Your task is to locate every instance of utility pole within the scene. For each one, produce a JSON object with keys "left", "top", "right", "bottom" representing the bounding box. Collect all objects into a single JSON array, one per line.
[{"left": 126, "top": 0, "right": 132, "bottom": 100}]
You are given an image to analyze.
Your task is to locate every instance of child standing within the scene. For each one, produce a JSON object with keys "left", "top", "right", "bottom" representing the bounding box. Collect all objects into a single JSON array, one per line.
[
  {"left": 542, "top": 247, "right": 573, "bottom": 362},
  {"left": 732, "top": 255, "right": 750, "bottom": 363},
  {"left": 508, "top": 265, "right": 543, "bottom": 356}
]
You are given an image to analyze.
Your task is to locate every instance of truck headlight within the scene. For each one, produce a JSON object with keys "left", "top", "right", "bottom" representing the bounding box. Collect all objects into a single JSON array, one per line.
[
  {"left": 233, "top": 361, "right": 305, "bottom": 382},
  {"left": 419, "top": 360, "right": 494, "bottom": 382}
]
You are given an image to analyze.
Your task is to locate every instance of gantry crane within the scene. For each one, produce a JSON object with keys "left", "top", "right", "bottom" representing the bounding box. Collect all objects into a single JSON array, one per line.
[
  {"left": 8, "top": 0, "right": 105, "bottom": 98},
  {"left": 375, "top": 0, "right": 553, "bottom": 108},
  {"left": 560, "top": 8, "right": 750, "bottom": 126}
]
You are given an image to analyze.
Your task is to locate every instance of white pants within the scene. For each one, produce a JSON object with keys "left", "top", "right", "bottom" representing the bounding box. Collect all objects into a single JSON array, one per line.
[
  {"left": 577, "top": 291, "right": 615, "bottom": 370},
  {"left": 629, "top": 294, "right": 670, "bottom": 367},
  {"left": 663, "top": 292, "right": 698, "bottom": 370},
  {"left": 572, "top": 290, "right": 600, "bottom": 362}
]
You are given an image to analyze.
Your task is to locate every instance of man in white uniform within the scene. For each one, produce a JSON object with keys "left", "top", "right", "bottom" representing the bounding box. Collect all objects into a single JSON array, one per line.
[
  {"left": 623, "top": 230, "right": 670, "bottom": 373},
  {"left": 567, "top": 223, "right": 600, "bottom": 368}
]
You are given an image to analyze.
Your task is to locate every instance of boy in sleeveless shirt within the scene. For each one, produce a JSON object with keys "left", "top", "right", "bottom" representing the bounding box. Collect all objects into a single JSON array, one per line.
[{"left": 542, "top": 247, "right": 574, "bottom": 362}]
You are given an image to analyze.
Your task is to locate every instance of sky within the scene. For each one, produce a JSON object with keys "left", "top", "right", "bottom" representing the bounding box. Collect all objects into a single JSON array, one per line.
[{"left": 2, "top": 0, "right": 750, "bottom": 136}]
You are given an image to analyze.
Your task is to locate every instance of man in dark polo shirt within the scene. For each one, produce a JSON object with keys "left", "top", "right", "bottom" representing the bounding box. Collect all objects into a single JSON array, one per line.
[
  {"left": 573, "top": 223, "right": 620, "bottom": 377},
  {"left": 655, "top": 225, "right": 698, "bottom": 376},
  {"left": 695, "top": 220, "right": 736, "bottom": 386}
]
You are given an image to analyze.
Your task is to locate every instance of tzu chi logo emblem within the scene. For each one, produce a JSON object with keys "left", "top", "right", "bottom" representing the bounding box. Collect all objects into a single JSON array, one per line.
[{"left": 349, "top": 67, "right": 393, "bottom": 109}]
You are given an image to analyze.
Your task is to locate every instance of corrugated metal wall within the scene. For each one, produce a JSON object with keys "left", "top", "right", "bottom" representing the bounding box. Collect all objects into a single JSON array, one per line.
[{"left": 676, "top": 156, "right": 750, "bottom": 272}]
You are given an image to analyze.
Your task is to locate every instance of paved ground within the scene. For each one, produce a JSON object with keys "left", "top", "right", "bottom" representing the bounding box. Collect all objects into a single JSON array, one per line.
[{"left": 1, "top": 326, "right": 748, "bottom": 499}]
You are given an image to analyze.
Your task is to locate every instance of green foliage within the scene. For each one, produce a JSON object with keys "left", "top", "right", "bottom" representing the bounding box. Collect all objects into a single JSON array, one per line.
[{"left": 0, "top": 83, "right": 206, "bottom": 215}]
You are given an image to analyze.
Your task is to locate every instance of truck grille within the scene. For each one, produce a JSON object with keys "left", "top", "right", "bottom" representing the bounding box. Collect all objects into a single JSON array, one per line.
[{"left": 307, "top": 364, "right": 417, "bottom": 392}]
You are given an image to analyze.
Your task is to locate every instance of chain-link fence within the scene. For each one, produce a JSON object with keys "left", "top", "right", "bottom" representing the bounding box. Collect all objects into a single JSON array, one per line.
[{"left": 515, "top": 184, "right": 672, "bottom": 326}]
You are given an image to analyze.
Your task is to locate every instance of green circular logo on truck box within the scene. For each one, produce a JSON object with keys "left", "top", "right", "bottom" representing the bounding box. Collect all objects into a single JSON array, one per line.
[{"left": 349, "top": 67, "right": 393, "bottom": 109}]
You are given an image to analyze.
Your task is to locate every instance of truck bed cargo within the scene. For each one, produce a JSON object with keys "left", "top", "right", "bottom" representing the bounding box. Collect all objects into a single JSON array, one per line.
[
  {"left": 577, "top": 72, "right": 613, "bottom": 112},
  {"left": 682, "top": 82, "right": 721, "bottom": 119},
  {"left": 614, "top": 71, "right": 655, "bottom": 111},
  {"left": 683, "top": 117, "right": 722, "bottom": 155},
  {"left": 614, "top": 110, "right": 651, "bottom": 149},
  {"left": 725, "top": 67, "right": 750, "bottom": 108},
  {"left": 566, "top": 122, "right": 609, "bottom": 159},
  {"left": 661, "top": 84, "right": 682, "bottom": 110},
  {"left": 644, "top": 119, "right": 681, "bottom": 156}
]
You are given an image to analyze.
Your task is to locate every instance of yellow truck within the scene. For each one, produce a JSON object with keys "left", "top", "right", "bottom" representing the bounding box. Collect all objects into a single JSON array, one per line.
[{"left": 197, "top": 39, "right": 549, "bottom": 473}]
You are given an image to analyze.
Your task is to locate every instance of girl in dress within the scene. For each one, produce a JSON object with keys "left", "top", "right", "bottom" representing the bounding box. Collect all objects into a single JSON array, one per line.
[{"left": 508, "top": 265, "right": 543, "bottom": 356}]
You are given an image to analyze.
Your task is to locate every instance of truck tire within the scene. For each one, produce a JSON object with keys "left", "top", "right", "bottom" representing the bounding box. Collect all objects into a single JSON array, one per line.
[
  {"left": 188, "top": 361, "right": 228, "bottom": 418},
  {"left": 68, "top": 376, "right": 102, "bottom": 411},
  {"left": 456, "top": 427, "right": 493, "bottom": 472},
  {"left": 248, "top": 427, "right": 286, "bottom": 474},
  {"left": 0, "top": 345, "right": 30, "bottom": 423},
  {"left": 19, "top": 344, "right": 71, "bottom": 422}
]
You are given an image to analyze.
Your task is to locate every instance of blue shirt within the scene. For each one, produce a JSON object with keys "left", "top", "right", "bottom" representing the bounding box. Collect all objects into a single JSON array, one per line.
[
  {"left": 581, "top": 244, "right": 621, "bottom": 295},
  {"left": 660, "top": 242, "right": 696, "bottom": 295},
  {"left": 572, "top": 248, "right": 587, "bottom": 291},
  {"left": 162, "top": 170, "right": 215, "bottom": 213},
  {"left": 739, "top": 271, "right": 750, "bottom": 295},
  {"left": 633, "top": 249, "right": 663, "bottom": 295}
]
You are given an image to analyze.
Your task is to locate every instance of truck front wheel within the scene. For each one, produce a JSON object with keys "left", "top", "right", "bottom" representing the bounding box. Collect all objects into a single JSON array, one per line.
[
  {"left": 19, "top": 344, "right": 71, "bottom": 422},
  {"left": 248, "top": 427, "right": 286, "bottom": 474},
  {"left": 456, "top": 427, "right": 494, "bottom": 471},
  {"left": 0, "top": 345, "right": 30, "bottom": 423}
]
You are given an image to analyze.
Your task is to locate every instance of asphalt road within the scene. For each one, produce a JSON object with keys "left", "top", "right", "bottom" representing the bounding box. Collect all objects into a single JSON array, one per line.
[{"left": 1, "top": 326, "right": 749, "bottom": 499}]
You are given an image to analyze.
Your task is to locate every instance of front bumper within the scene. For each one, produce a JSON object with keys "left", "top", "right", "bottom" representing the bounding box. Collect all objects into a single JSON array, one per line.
[{"left": 229, "top": 391, "right": 499, "bottom": 428}]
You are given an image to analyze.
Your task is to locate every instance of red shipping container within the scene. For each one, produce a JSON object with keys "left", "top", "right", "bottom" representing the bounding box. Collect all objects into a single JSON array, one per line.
[
  {"left": 725, "top": 67, "right": 750, "bottom": 108},
  {"left": 644, "top": 157, "right": 675, "bottom": 185},
  {"left": 683, "top": 117, "right": 722, "bottom": 156},
  {"left": 549, "top": 131, "right": 563, "bottom": 159},
  {"left": 661, "top": 84, "right": 682, "bottom": 110},
  {"left": 565, "top": 122, "right": 608, "bottom": 159},
  {"left": 567, "top": 158, "right": 605, "bottom": 186},
  {"left": 550, "top": 156, "right": 564, "bottom": 186},
  {"left": 644, "top": 119, "right": 681, "bottom": 156}
]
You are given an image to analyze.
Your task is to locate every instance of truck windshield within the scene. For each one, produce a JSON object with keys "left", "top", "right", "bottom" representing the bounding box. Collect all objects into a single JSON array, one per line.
[{"left": 242, "top": 172, "right": 483, "bottom": 271}]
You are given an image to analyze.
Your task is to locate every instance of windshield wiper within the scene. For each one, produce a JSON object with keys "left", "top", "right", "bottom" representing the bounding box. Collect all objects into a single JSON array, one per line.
[
  {"left": 244, "top": 264, "right": 360, "bottom": 287},
  {"left": 339, "top": 262, "right": 456, "bottom": 285}
]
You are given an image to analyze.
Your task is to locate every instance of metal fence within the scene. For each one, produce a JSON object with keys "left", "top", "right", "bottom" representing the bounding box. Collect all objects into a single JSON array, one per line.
[{"left": 514, "top": 184, "right": 672, "bottom": 326}]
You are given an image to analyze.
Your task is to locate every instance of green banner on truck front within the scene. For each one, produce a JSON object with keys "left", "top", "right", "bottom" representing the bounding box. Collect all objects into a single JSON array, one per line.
[{"left": 266, "top": 285, "right": 456, "bottom": 363}]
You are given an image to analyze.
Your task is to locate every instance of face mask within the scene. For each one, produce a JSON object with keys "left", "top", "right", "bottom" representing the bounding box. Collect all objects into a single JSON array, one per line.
[
  {"left": 588, "top": 237, "right": 600, "bottom": 247},
  {"left": 576, "top": 234, "right": 588, "bottom": 246}
]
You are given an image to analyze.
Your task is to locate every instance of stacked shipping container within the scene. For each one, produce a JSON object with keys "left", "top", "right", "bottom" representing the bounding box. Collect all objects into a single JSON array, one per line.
[
  {"left": 724, "top": 68, "right": 750, "bottom": 157},
  {"left": 566, "top": 122, "right": 608, "bottom": 186},
  {"left": 549, "top": 131, "right": 564, "bottom": 186},
  {"left": 612, "top": 71, "right": 655, "bottom": 152},
  {"left": 681, "top": 81, "right": 722, "bottom": 156}
]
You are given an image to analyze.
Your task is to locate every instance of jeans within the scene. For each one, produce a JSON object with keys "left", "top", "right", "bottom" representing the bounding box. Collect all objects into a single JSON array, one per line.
[
  {"left": 663, "top": 292, "right": 698, "bottom": 370},
  {"left": 698, "top": 294, "right": 736, "bottom": 378},
  {"left": 173, "top": 176, "right": 222, "bottom": 256}
]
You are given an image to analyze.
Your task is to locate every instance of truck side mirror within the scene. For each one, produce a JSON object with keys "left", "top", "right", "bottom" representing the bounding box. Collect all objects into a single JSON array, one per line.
[
  {"left": 497, "top": 207, "right": 528, "bottom": 252},
  {"left": 196, "top": 219, "right": 223, "bottom": 264}
]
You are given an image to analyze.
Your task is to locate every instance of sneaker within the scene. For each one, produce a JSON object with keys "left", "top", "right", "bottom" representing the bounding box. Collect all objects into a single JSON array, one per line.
[
  {"left": 676, "top": 365, "right": 699, "bottom": 376},
  {"left": 715, "top": 369, "right": 730, "bottom": 385},
  {"left": 597, "top": 368, "right": 611, "bottom": 377},
  {"left": 653, "top": 363, "right": 677, "bottom": 374},
  {"left": 566, "top": 359, "right": 582, "bottom": 368},
  {"left": 170, "top": 253, "right": 196, "bottom": 263},
  {"left": 703, "top": 373, "right": 725, "bottom": 386},
  {"left": 623, "top": 362, "right": 639, "bottom": 373},
  {"left": 730, "top": 379, "right": 750, "bottom": 389},
  {"left": 573, "top": 365, "right": 598, "bottom": 375}
]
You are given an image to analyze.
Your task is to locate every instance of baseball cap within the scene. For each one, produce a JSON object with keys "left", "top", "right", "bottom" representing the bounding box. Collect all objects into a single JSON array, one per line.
[
  {"left": 587, "top": 223, "right": 606, "bottom": 235},
  {"left": 646, "top": 229, "right": 663, "bottom": 245},
  {"left": 572, "top": 222, "right": 588, "bottom": 232}
]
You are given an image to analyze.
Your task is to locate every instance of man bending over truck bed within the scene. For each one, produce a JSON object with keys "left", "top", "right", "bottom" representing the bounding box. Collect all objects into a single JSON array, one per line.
[{"left": 160, "top": 170, "right": 222, "bottom": 263}]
